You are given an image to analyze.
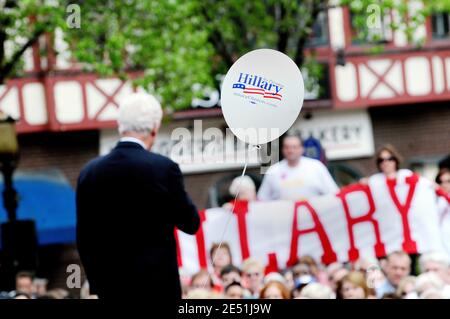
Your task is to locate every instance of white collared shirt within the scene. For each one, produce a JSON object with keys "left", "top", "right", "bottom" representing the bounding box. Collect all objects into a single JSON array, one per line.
[
  {"left": 119, "top": 136, "right": 147, "bottom": 149},
  {"left": 257, "top": 157, "right": 339, "bottom": 201}
]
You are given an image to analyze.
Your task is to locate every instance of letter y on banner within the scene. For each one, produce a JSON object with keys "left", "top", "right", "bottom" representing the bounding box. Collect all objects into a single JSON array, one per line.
[{"left": 386, "top": 175, "right": 419, "bottom": 253}]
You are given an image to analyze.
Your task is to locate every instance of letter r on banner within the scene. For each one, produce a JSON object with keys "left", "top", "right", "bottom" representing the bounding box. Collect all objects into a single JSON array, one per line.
[{"left": 337, "top": 184, "right": 386, "bottom": 261}]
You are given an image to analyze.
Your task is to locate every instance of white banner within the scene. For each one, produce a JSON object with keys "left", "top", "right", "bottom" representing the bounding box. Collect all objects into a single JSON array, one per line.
[{"left": 176, "top": 173, "right": 449, "bottom": 275}]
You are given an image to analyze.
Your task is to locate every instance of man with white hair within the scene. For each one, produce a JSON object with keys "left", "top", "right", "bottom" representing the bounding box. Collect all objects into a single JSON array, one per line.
[
  {"left": 419, "top": 251, "right": 450, "bottom": 284},
  {"left": 76, "top": 92, "right": 200, "bottom": 300},
  {"left": 229, "top": 175, "right": 256, "bottom": 201},
  {"left": 298, "top": 283, "right": 335, "bottom": 299}
]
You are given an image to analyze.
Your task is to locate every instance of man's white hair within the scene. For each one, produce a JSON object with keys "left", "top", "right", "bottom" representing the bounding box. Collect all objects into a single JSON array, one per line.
[
  {"left": 263, "top": 272, "right": 287, "bottom": 285},
  {"left": 415, "top": 272, "right": 444, "bottom": 296},
  {"left": 117, "top": 92, "right": 163, "bottom": 135},
  {"left": 229, "top": 175, "right": 256, "bottom": 197},
  {"left": 299, "top": 283, "right": 335, "bottom": 299},
  {"left": 419, "top": 251, "right": 450, "bottom": 271}
]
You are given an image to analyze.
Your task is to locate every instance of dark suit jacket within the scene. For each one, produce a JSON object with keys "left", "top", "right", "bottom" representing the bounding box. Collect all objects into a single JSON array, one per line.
[{"left": 76, "top": 141, "right": 200, "bottom": 299}]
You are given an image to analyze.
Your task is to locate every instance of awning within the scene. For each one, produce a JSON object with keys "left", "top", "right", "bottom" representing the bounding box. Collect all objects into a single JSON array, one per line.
[{"left": 0, "top": 169, "right": 76, "bottom": 245}]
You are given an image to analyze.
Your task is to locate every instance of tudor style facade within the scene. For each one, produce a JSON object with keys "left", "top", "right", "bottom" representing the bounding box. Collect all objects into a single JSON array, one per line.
[{"left": 0, "top": 2, "right": 449, "bottom": 208}]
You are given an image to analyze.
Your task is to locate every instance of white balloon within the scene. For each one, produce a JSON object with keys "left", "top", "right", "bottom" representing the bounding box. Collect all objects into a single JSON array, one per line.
[{"left": 221, "top": 49, "right": 304, "bottom": 145}]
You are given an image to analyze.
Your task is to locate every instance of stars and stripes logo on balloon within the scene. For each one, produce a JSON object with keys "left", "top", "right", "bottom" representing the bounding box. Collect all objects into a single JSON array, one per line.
[
  {"left": 221, "top": 49, "right": 304, "bottom": 145},
  {"left": 232, "top": 72, "right": 283, "bottom": 101},
  {"left": 233, "top": 84, "right": 283, "bottom": 101}
]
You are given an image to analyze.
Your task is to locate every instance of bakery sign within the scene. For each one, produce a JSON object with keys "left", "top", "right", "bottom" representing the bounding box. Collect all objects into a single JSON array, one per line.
[
  {"left": 99, "top": 110, "right": 374, "bottom": 173},
  {"left": 289, "top": 109, "right": 375, "bottom": 160}
]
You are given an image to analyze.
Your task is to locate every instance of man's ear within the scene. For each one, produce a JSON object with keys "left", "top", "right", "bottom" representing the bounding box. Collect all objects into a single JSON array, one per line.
[
  {"left": 150, "top": 128, "right": 157, "bottom": 137},
  {"left": 151, "top": 124, "right": 160, "bottom": 137}
]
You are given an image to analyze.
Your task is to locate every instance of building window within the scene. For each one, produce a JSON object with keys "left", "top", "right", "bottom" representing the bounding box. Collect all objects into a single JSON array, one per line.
[
  {"left": 349, "top": 11, "right": 389, "bottom": 44},
  {"left": 431, "top": 13, "right": 450, "bottom": 39},
  {"left": 305, "top": 11, "right": 329, "bottom": 47},
  {"left": 303, "top": 63, "right": 330, "bottom": 100}
]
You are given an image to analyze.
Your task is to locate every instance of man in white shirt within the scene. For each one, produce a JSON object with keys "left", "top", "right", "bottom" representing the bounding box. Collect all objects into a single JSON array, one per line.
[{"left": 257, "top": 134, "right": 339, "bottom": 201}]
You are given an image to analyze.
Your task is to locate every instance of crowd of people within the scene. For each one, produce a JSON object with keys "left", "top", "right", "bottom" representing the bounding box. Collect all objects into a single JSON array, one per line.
[
  {"left": 2, "top": 249, "right": 450, "bottom": 299},
  {"left": 1, "top": 138, "right": 449, "bottom": 299},
  {"left": 187, "top": 137, "right": 450, "bottom": 300},
  {"left": 180, "top": 247, "right": 450, "bottom": 299},
  {"left": 1, "top": 92, "right": 449, "bottom": 300},
  {"left": 0, "top": 272, "right": 74, "bottom": 299}
]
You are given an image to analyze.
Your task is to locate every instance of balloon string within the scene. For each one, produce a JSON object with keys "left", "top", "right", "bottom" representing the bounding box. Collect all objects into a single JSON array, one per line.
[{"left": 196, "top": 144, "right": 259, "bottom": 294}]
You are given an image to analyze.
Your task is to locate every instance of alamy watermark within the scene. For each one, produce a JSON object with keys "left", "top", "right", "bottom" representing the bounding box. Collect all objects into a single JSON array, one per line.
[
  {"left": 66, "top": 264, "right": 81, "bottom": 289},
  {"left": 164, "top": 120, "right": 280, "bottom": 174},
  {"left": 66, "top": 4, "right": 81, "bottom": 29}
]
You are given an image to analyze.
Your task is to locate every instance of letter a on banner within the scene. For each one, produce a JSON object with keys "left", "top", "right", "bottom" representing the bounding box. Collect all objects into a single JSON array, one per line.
[{"left": 287, "top": 201, "right": 337, "bottom": 266}]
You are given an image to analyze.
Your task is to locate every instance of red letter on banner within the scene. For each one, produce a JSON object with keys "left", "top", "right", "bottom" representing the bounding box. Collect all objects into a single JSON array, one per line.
[
  {"left": 287, "top": 201, "right": 337, "bottom": 266},
  {"left": 265, "top": 253, "right": 279, "bottom": 275},
  {"left": 232, "top": 200, "right": 251, "bottom": 261},
  {"left": 386, "top": 174, "right": 419, "bottom": 253},
  {"left": 436, "top": 186, "right": 450, "bottom": 203},
  {"left": 195, "top": 210, "right": 208, "bottom": 269},
  {"left": 337, "top": 184, "right": 386, "bottom": 261},
  {"left": 174, "top": 229, "right": 182, "bottom": 267}
]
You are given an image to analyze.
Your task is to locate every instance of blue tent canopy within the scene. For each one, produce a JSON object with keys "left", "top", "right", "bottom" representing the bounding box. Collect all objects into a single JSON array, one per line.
[{"left": 0, "top": 169, "right": 76, "bottom": 245}]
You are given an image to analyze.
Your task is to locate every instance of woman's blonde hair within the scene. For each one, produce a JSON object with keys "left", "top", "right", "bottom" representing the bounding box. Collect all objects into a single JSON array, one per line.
[
  {"left": 396, "top": 276, "right": 416, "bottom": 297},
  {"left": 336, "top": 271, "right": 371, "bottom": 299}
]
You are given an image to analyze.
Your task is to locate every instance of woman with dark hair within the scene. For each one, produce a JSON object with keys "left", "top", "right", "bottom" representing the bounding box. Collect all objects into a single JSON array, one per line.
[
  {"left": 359, "top": 144, "right": 411, "bottom": 185},
  {"left": 436, "top": 168, "right": 450, "bottom": 194},
  {"left": 360, "top": 144, "right": 413, "bottom": 187},
  {"left": 374, "top": 144, "right": 405, "bottom": 179}
]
